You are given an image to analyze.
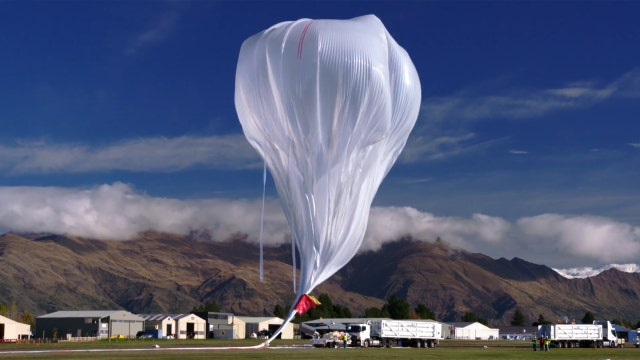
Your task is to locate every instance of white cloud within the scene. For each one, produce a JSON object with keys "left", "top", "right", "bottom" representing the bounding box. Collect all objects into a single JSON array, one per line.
[
  {"left": 405, "top": 68, "right": 640, "bottom": 162},
  {"left": 0, "top": 182, "right": 289, "bottom": 242},
  {"left": 401, "top": 132, "right": 509, "bottom": 164},
  {"left": 126, "top": 10, "right": 180, "bottom": 56},
  {"left": 608, "top": 68, "right": 640, "bottom": 98},
  {"left": 0, "top": 135, "right": 260, "bottom": 174},
  {"left": 424, "top": 92, "right": 578, "bottom": 123},
  {"left": 364, "top": 207, "right": 511, "bottom": 252},
  {"left": 509, "top": 150, "right": 529, "bottom": 155},
  {"left": 1, "top": 184, "right": 639, "bottom": 269},
  {"left": 517, "top": 214, "right": 640, "bottom": 264},
  {"left": 423, "top": 69, "right": 639, "bottom": 125},
  {"left": 543, "top": 81, "right": 614, "bottom": 100},
  {"left": 401, "top": 133, "right": 476, "bottom": 162}
]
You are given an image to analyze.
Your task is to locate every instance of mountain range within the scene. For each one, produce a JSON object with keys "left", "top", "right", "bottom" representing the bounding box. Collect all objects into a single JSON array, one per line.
[
  {"left": 1, "top": 231, "right": 640, "bottom": 326},
  {"left": 554, "top": 264, "right": 640, "bottom": 279}
]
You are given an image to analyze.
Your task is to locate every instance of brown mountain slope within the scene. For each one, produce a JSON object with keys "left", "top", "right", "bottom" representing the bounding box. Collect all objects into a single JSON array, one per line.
[
  {"left": 0, "top": 232, "right": 381, "bottom": 317},
  {"left": 340, "top": 238, "right": 640, "bottom": 324},
  {"left": 1, "top": 232, "right": 639, "bottom": 325}
]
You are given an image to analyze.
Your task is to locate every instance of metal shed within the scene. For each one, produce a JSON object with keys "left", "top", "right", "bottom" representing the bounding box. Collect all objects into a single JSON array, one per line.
[
  {"left": 172, "top": 313, "right": 206, "bottom": 339},
  {"left": 235, "top": 316, "right": 293, "bottom": 339},
  {"left": 138, "top": 313, "right": 175, "bottom": 338},
  {"left": 0, "top": 314, "right": 31, "bottom": 342},
  {"left": 36, "top": 310, "right": 144, "bottom": 340},
  {"left": 612, "top": 323, "right": 638, "bottom": 343},
  {"left": 193, "top": 312, "right": 238, "bottom": 339}
]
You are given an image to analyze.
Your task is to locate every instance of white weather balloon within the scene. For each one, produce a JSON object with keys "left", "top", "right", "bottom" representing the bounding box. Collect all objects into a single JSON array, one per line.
[{"left": 235, "top": 14, "right": 421, "bottom": 343}]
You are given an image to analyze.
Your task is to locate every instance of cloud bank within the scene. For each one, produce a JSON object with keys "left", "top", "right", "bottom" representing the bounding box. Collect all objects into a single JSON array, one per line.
[
  {"left": 0, "top": 182, "right": 287, "bottom": 242},
  {"left": 0, "top": 135, "right": 260, "bottom": 174},
  {"left": 1, "top": 183, "right": 638, "bottom": 269}
]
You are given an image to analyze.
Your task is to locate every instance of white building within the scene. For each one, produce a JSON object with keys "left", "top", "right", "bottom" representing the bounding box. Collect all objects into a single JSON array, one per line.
[
  {"left": 234, "top": 316, "right": 293, "bottom": 339},
  {"left": 173, "top": 313, "right": 206, "bottom": 339},
  {"left": 0, "top": 314, "right": 31, "bottom": 341},
  {"left": 138, "top": 313, "right": 206, "bottom": 339},
  {"left": 138, "top": 314, "right": 176, "bottom": 338},
  {"left": 451, "top": 322, "right": 499, "bottom": 340}
]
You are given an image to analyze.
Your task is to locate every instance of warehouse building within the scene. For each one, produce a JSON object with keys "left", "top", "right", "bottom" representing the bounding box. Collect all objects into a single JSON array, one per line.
[
  {"left": 138, "top": 313, "right": 175, "bottom": 339},
  {"left": 235, "top": 316, "right": 293, "bottom": 339},
  {"left": 193, "top": 312, "right": 237, "bottom": 339},
  {"left": 36, "top": 310, "right": 144, "bottom": 339},
  {"left": 137, "top": 313, "right": 206, "bottom": 339},
  {"left": 0, "top": 314, "right": 31, "bottom": 342}
]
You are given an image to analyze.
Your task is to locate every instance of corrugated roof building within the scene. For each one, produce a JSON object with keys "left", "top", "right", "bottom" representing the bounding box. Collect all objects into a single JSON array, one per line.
[
  {"left": 235, "top": 316, "right": 293, "bottom": 339},
  {"left": 193, "top": 312, "right": 237, "bottom": 339},
  {"left": 138, "top": 314, "right": 175, "bottom": 339},
  {"left": 137, "top": 313, "right": 206, "bottom": 339},
  {"left": 36, "top": 310, "right": 144, "bottom": 340}
]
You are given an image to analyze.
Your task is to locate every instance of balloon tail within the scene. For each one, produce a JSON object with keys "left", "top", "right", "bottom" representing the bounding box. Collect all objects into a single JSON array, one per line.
[{"left": 259, "top": 162, "right": 267, "bottom": 281}]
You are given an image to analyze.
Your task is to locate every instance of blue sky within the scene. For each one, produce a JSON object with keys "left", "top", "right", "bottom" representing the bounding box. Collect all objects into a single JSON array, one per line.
[{"left": 1, "top": 1, "right": 639, "bottom": 269}]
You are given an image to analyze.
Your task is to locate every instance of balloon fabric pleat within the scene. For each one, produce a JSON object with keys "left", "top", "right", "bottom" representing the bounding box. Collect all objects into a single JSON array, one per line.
[
  {"left": 259, "top": 162, "right": 266, "bottom": 281},
  {"left": 292, "top": 230, "right": 296, "bottom": 292},
  {"left": 235, "top": 14, "right": 421, "bottom": 346}
]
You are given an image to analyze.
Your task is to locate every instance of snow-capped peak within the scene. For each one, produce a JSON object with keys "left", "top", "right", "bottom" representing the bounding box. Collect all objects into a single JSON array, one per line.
[{"left": 554, "top": 263, "right": 640, "bottom": 279}]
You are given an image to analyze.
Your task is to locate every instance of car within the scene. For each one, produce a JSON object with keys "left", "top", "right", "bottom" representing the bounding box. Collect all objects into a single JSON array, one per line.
[
  {"left": 257, "top": 330, "right": 271, "bottom": 339},
  {"left": 136, "top": 331, "right": 153, "bottom": 339}
]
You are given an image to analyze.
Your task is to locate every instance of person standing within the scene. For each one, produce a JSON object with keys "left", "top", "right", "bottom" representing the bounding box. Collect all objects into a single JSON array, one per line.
[
  {"left": 343, "top": 333, "right": 348, "bottom": 348},
  {"left": 532, "top": 337, "right": 537, "bottom": 351}
]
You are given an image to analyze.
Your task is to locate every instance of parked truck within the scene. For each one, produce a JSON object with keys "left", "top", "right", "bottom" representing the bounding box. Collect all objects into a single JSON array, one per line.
[
  {"left": 345, "top": 319, "right": 442, "bottom": 348},
  {"left": 537, "top": 320, "right": 621, "bottom": 348}
]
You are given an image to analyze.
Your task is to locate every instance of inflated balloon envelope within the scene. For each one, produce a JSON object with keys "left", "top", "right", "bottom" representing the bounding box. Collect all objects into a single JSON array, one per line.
[{"left": 235, "top": 14, "right": 421, "bottom": 345}]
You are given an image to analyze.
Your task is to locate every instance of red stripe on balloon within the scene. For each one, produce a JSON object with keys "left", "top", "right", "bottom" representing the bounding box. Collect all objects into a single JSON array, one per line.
[{"left": 297, "top": 21, "right": 313, "bottom": 59}]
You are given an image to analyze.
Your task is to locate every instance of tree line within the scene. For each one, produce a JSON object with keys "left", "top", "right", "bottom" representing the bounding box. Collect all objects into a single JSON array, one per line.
[
  {"left": 268, "top": 294, "right": 640, "bottom": 329},
  {"left": 0, "top": 301, "right": 35, "bottom": 327},
  {"left": 10, "top": 296, "right": 640, "bottom": 330},
  {"left": 511, "top": 308, "right": 640, "bottom": 329},
  {"left": 271, "top": 294, "right": 437, "bottom": 323}
]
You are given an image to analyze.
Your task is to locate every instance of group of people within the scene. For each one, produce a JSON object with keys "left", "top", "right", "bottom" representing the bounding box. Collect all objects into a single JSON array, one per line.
[{"left": 533, "top": 337, "right": 551, "bottom": 351}]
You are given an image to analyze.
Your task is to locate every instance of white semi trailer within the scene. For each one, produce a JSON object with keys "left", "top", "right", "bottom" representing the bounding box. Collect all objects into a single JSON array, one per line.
[
  {"left": 537, "top": 320, "right": 621, "bottom": 348},
  {"left": 346, "top": 319, "right": 442, "bottom": 348}
]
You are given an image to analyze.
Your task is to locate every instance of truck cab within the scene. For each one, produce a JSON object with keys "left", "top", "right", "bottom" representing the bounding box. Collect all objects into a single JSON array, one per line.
[
  {"left": 594, "top": 320, "right": 622, "bottom": 347},
  {"left": 346, "top": 323, "right": 381, "bottom": 347}
]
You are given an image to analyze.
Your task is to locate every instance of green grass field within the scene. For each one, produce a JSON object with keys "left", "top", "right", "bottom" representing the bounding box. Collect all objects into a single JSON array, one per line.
[{"left": 0, "top": 339, "right": 637, "bottom": 359}]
